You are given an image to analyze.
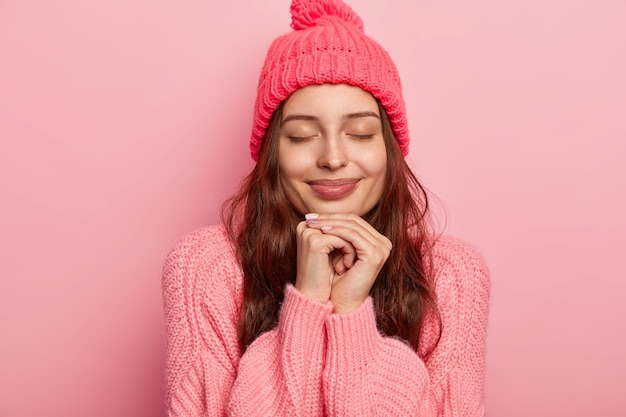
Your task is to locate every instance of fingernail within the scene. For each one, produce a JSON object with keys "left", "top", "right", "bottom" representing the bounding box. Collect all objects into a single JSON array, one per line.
[
  {"left": 305, "top": 213, "right": 320, "bottom": 225},
  {"left": 321, "top": 226, "right": 333, "bottom": 232}
]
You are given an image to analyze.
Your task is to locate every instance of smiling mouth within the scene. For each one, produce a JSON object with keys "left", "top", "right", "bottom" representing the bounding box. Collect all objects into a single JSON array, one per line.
[{"left": 308, "top": 178, "right": 360, "bottom": 199}]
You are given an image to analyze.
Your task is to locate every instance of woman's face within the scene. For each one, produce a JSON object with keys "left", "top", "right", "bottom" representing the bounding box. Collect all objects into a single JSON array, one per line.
[{"left": 278, "top": 83, "right": 387, "bottom": 216}]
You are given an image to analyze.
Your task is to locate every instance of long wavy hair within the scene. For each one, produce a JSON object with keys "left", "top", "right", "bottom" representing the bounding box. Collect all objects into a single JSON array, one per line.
[{"left": 222, "top": 100, "right": 441, "bottom": 356}]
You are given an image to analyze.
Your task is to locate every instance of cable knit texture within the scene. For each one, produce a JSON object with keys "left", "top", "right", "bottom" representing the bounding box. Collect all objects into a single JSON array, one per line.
[
  {"left": 162, "top": 225, "right": 490, "bottom": 416},
  {"left": 250, "top": 0, "right": 409, "bottom": 160}
]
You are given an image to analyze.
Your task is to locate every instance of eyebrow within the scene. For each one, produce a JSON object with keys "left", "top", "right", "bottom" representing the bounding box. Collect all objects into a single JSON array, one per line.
[{"left": 281, "top": 111, "right": 380, "bottom": 124}]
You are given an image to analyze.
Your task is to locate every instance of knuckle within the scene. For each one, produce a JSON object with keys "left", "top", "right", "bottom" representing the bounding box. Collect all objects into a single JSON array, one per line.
[
  {"left": 301, "top": 227, "right": 314, "bottom": 236},
  {"left": 375, "top": 243, "right": 392, "bottom": 262},
  {"left": 296, "top": 221, "right": 308, "bottom": 234},
  {"left": 307, "top": 234, "right": 327, "bottom": 251}
]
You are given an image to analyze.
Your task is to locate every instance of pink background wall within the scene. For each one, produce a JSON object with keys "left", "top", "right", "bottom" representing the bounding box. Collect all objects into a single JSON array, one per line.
[{"left": 1, "top": 0, "right": 624, "bottom": 416}]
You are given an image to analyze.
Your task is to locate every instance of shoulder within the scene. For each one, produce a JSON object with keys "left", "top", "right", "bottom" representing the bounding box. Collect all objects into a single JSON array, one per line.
[
  {"left": 162, "top": 225, "right": 243, "bottom": 372},
  {"left": 429, "top": 235, "right": 490, "bottom": 295},
  {"left": 164, "top": 224, "right": 239, "bottom": 274},
  {"left": 162, "top": 224, "right": 243, "bottom": 308},
  {"left": 418, "top": 235, "right": 490, "bottom": 358},
  {"left": 426, "top": 235, "right": 491, "bottom": 331},
  {"left": 165, "top": 224, "right": 234, "bottom": 262}
]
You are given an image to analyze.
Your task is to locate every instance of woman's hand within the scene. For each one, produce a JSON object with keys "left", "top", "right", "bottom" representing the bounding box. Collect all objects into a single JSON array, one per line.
[
  {"left": 294, "top": 216, "right": 357, "bottom": 305},
  {"left": 295, "top": 213, "right": 392, "bottom": 314}
]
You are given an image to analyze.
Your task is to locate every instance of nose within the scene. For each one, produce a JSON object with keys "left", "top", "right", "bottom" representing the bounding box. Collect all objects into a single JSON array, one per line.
[{"left": 317, "top": 136, "right": 348, "bottom": 170}]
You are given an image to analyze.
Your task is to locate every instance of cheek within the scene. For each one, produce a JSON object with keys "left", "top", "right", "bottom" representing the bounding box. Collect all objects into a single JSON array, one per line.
[
  {"left": 277, "top": 144, "right": 295, "bottom": 179},
  {"left": 277, "top": 164, "right": 308, "bottom": 215},
  {"left": 363, "top": 143, "right": 388, "bottom": 178},
  {"left": 367, "top": 149, "right": 388, "bottom": 199},
  {"left": 278, "top": 143, "right": 314, "bottom": 181},
  {"left": 278, "top": 156, "right": 301, "bottom": 185},
  {"left": 277, "top": 150, "right": 306, "bottom": 201},
  {"left": 371, "top": 165, "right": 387, "bottom": 198}
]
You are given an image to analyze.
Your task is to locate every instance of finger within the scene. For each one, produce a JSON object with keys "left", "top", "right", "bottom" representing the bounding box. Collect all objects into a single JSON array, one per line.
[
  {"left": 321, "top": 225, "right": 391, "bottom": 269},
  {"left": 315, "top": 213, "right": 382, "bottom": 237},
  {"left": 319, "top": 222, "right": 383, "bottom": 251},
  {"left": 301, "top": 226, "right": 357, "bottom": 258},
  {"left": 300, "top": 216, "right": 361, "bottom": 269},
  {"left": 332, "top": 253, "right": 346, "bottom": 275},
  {"left": 331, "top": 248, "right": 355, "bottom": 275},
  {"left": 308, "top": 214, "right": 391, "bottom": 251}
]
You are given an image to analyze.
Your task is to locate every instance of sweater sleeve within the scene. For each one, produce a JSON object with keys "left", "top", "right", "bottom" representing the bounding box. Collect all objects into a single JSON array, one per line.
[
  {"left": 420, "top": 236, "right": 491, "bottom": 417},
  {"left": 162, "top": 227, "right": 242, "bottom": 416},
  {"left": 323, "top": 299, "right": 429, "bottom": 416},
  {"left": 321, "top": 236, "right": 490, "bottom": 417},
  {"left": 163, "top": 226, "right": 332, "bottom": 417},
  {"left": 228, "top": 285, "right": 332, "bottom": 416}
]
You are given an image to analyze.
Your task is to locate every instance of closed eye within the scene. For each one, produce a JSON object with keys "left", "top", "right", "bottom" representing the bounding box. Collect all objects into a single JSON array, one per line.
[
  {"left": 288, "top": 135, "right": 315, "bottom": 143},
  {"left": 349, "top": 134, "right": 375, "bottom": 139}
]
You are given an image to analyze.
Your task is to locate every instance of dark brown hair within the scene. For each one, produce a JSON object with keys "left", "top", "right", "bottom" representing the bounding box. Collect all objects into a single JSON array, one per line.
[{"left": 222, "top": 101, "right": 441, "bottom": 355}]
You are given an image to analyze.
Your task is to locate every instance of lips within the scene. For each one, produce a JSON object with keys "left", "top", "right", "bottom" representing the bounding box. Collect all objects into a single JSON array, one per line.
[{"left": 308, "top": 178, "right": 360, "bottom": 199}]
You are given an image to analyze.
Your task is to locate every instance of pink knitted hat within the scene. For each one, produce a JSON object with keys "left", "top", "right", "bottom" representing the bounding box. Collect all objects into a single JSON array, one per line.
[{"left": 249, "top": 0, "right": 409, "bottom": 161}]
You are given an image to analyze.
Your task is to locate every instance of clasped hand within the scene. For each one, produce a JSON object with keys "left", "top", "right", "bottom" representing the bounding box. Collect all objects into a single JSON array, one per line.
[{"left": 295, "top": 213, "right": 392, "bottom": 314}]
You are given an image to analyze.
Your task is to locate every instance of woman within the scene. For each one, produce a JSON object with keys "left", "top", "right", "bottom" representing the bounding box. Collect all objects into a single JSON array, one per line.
[{"left": 162, "top": 0, "right": 490, "bottom": 416}]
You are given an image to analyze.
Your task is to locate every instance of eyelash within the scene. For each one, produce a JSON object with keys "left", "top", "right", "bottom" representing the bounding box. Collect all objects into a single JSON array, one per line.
[
  {"left": 288, "top": 136, "right": 313, "bottom": 143},
  {"left": 288, "top": 134, "right": 374, "bottom": 142}
]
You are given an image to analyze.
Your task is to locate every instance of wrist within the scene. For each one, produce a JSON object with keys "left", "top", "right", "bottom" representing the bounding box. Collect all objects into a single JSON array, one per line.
[
  {"left": 330, "top": 295, "right": 366, "bottom": 314},
  {"left": 295, "top": 281, "right": 331, "bottom": 305}
]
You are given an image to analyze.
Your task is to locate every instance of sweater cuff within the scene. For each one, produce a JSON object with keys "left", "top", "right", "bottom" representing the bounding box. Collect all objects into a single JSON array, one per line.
[
  {"left": 325, "top": 297, "right": 381, "bottom": 371},
  {"left": 278, "top": 285, "right": 333, "bottom": 349}
]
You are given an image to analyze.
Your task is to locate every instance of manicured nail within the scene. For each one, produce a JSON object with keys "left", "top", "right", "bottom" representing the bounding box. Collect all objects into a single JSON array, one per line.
[
  {"left": 321, "top": 225, "right": 333, "bottom": 232},
  {"left": 305, "top": 213, "right": 320, "bottom": 225}
]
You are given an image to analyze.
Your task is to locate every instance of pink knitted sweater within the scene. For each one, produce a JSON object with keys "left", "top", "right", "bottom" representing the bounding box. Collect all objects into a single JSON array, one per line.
[{"left": 162, "top": 225, "right": 490, "bottom": 416}]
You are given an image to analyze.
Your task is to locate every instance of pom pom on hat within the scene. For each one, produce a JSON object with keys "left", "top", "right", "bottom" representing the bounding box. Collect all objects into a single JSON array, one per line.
[
  {"left": 250, "top": 0, "right": 409, "bottom": 160},
  {"left": 290, "top": 0, "right": 364, "bottom": 31}
]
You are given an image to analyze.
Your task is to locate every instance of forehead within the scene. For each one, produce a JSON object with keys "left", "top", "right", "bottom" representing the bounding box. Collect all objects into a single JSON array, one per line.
[{"left": 282, "top": 84, "right": 379, "bottom": 117}]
